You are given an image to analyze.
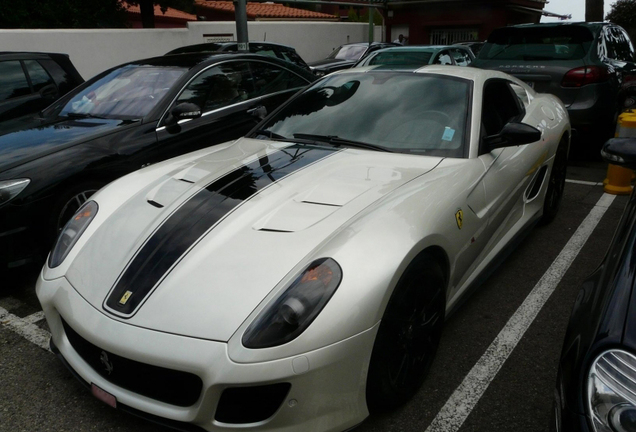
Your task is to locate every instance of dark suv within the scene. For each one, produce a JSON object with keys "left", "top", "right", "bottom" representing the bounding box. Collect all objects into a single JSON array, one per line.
[
  {"left": 0, "top": 52, "right": 83, "bottom": 124},
  {"left": 472, "top": 22, "right": 636, "bottom": 153}
]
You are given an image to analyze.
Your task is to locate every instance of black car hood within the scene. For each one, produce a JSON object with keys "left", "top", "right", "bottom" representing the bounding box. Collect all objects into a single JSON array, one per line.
[
  {"left": 0, "top": 117, "right": 137, "bottom": 173},
  {"left": 308, "top": 58, "right": 355, "bottom": 69}
]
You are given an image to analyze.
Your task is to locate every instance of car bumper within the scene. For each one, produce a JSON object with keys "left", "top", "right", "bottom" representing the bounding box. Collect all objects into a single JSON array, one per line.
[{"left": 36, "top": 273, "right": 375, "bottom": 432}]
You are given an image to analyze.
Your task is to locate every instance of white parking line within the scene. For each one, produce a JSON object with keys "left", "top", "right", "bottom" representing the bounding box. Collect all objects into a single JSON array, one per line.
[
  {"left": 565, "top": 179, "right": 602, "bottom": 186},
  {"left": 425, "top": 193, "right": 616, "bottom": 432},
  {"left": 0, "top": 306, "right": 51, "bottom": 351}
]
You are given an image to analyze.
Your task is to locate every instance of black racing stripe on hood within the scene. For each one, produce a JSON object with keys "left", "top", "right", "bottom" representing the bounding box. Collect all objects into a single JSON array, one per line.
[{"left": 104, "top": 144, "right": 337, "bottom": 316}]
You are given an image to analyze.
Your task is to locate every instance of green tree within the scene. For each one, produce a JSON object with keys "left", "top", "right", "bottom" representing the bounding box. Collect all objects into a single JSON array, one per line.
[
  {"left": 124, "top": 0, "right": 195, "bottom": 28},
  {"left": 606, "top": 0, "right": 636, "bottom": 41},
  {"left": 0, "top": 0, "right": 127, "bottom": 28}
]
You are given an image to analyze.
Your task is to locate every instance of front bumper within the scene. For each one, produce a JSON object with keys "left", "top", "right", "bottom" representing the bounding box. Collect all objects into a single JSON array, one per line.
[{"left": 36, "top": 273, "right": 375, "bottom": 432}]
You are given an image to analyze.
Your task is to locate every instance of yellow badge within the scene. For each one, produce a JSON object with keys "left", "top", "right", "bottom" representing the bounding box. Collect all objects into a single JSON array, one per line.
[
  {"left": 455, "top": 209, "right": 463, "bottom": 230},
  {"left": 119, "top": 291, "right": 133, "bottom": 305}
]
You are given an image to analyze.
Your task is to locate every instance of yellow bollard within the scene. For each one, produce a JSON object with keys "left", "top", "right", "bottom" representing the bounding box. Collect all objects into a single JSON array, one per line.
[{"left": 604, "top": 112, "right": 636, "bottom": 195}]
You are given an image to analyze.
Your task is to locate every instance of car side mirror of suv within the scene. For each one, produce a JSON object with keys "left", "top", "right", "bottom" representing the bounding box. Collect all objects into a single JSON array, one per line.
[
  {"left": 485, "top": 122, "right": 542, "bottom": 151},
  {"left": 602, "top": 138, "right": 636, "bottom": 169}
]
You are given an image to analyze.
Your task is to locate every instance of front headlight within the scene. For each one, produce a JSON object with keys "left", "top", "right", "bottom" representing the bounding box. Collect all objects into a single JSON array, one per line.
[
  {"left": 242, "top": 258, "right": 342, "bottom": 348},
  {"left": 0, "top": 179, "right": 30, "bottom": 206},
  {"left": 49, "top": 200, "right": 98, "bottom": 268},
  {"left": 588, "top": 349, "right": 636, "bottom": 432}
]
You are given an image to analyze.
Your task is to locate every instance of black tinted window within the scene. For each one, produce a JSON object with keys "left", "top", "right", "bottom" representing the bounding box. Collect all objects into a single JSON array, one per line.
[
  {"left": 480, "top": 26, "right": 594, "bottom": 60},
  {"left": 366, "top": 51, "right": 433, "bottom": 66},
  {"left": 0, "top": 61, "right": 31, "bottom": 101},
  {"left": 248, "top": 62, "right": 308, "bottom": 97},
  {"left": 24, "top": 60, "right": 54, "bottom": 92},
  {"left": 261, "top": 73, "right": 470, "bottom": 157},
  {"left": 481, "top": 80, "right": 523, "bottom": 139},
  {"left": 177, "top": 62, "right": 252, "bottom": 112}
]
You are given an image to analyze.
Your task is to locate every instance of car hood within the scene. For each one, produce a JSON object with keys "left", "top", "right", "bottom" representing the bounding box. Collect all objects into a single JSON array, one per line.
[
  {"left": 308, "top": 58, "right": 354, "bottom": 69},
  {"left": 0, "top": 117, "right": 136, "bottom": 173},
  {"left": 65, "top": 138, "right": 443, "bottom": 341}
]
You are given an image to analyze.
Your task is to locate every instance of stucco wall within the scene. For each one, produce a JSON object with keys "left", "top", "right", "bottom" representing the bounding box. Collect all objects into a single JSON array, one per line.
[{"left": 0, "top": 22, "right": 383, "bottom": 80}]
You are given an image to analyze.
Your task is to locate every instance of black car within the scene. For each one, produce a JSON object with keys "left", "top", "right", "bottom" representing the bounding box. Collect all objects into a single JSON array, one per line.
[
  {"left": 165, "top": 41, "right": 311, "bottom": 72},
  {"left": 0, "top": 52, "right": 83, "bottom": 124},
  {"left": 472, "top": 22, "right": 636, "bottom": 153},
  {"left": 553, "top": 138, "right": 636, "bottom": 431},
  {"left": 0, "top": 52, "right": 315, "bottom": 271},
  {"left": 308, "top": 42, "right": 398, "bottom": 77}
]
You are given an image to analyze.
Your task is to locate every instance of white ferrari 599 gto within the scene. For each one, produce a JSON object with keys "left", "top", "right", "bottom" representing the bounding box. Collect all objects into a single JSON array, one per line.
[{"left": 37, "top": 66, "right": 569, "bottom": 432}]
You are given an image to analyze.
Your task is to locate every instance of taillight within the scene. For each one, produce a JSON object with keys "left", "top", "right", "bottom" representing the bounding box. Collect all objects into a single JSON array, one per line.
[{"left": 562, "top": 66, "right": 610, "bottom": 87}]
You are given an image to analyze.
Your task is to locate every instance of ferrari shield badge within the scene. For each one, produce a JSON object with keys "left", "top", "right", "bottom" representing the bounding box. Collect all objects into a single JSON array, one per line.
[
  {"left": 119, "top": 290, "right": 133, "bottom": 305},
  {"left": 455, "top": 209, "right": 463, "bottom": 230}
]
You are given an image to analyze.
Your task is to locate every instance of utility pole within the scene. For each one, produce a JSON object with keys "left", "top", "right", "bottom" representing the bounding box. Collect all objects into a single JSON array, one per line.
[
  {"left": 234, "top": 0, "right": 249, "bottom": 52},
  {"left": 368, "top": 7, "right": 374, "bottom": 42},
  {"left": 585, "top": 0, "right": 604, "bottom": 21}
]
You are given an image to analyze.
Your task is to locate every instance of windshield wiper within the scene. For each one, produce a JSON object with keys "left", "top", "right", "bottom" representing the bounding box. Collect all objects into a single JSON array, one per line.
[
  {"left": 292, "top": 133, "right": 392, "bottom": 152},
  {"left": 65, "top": 113, "right": 110, "bottom": 120},
  {"left": 252, "top": 129, "right": 291, "bottom": 141}
]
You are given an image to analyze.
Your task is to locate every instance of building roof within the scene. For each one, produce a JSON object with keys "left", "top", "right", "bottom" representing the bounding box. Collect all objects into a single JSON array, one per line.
[
  {"left": 123, "top": 2, "right": 197, "bottom": 21},
  {"left": 195, "top": 1, "right": 338, "bottom": 20}
]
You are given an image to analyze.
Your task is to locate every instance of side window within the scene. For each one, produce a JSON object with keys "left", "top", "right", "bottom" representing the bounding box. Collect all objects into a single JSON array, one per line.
[
  {"left": 0, "top": 61, "right": 31, "bottom": 101},
  {"left": 481, "top": 80, "right": 524, "bottom": 150},
  {"left": 176, "top": 62, "right": 252, "bottom": 112},
  {"left": 24, "top": 60, "right": 55, "bottom": 92},
  {"left": 614, "top": 27, "right": 635, "bottom": 62},
  {"left": 278, "top": 49, "right": 305, "bottom": 69},
  {"left": 248, "top": 62, "right": 308, "bottom": 97},
  {"left": 450, "top": 49, "right": 472, "bottom": 66},
  {"left": 433, "top": 51, "right": 453, "bottom": 65}
]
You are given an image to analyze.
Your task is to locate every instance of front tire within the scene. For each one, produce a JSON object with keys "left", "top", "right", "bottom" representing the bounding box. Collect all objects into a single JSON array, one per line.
[{"left": 366, "top": 254, "right": 446, "bottom": 411}]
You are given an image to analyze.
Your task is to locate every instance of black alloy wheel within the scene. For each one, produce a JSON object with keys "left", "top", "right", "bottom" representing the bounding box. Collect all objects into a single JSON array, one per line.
[
  {"left": 540, "top": 138, "right": 568, "bottom": 225},
  {"left": 366, "top": 254, "right": 446, "bottom": 411}
]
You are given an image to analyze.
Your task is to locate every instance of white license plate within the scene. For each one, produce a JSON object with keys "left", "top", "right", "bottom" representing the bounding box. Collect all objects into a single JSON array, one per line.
[{"left": 91, "top": 383, "right": 117, "bottom": 408}]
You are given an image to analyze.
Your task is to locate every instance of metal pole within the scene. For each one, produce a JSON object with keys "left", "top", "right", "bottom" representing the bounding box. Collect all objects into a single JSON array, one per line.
[
  {"left": 234, "top": 0, "right": 249, "bottom": 52},
  {"left": 368, "top": 6, "right": 374, "bottom": 42}
]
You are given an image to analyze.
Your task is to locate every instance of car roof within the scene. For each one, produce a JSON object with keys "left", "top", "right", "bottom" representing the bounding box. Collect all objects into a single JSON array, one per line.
[
  {"left": 166, "top": 41, "right": 297, "bottom": 54},
  {"left": 506, "top": 21, "right": 607, "bottom": 31},
  {"left": 0, "top": 52, "right": 68, "bottom": 59},
  {"left": 371, "top": 44, "right": 469, "bottom": 52},
  {"left": 124, "top": 52, "right": 301, "bottom": 70},
  {"left": 341, "top": 65, "right": 512, "bottom": 82}
]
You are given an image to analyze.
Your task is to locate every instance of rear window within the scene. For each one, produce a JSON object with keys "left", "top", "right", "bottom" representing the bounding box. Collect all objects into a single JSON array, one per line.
[
  {"left": 479, "top": 26, "right": 594, "bottom": 61},
  {"left": 367, "top": 51, "right": 433, "bottom": 66}
]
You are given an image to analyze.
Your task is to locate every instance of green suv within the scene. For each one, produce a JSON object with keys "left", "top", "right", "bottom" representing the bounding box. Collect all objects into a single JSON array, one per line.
[{"left": 472, "top": 22, "right": 636, "bottom": 154}]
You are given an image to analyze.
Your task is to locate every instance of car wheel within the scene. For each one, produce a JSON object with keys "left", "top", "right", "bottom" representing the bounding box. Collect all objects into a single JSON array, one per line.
[
  {"left": 540, "top": 139, "right": 568, "bottom": 225},
  {"left": 366, "top": 254, "right": 446, "bottom": 411},
  {"left": 50, "top": 183, "right": 103, "bottom": 239}
]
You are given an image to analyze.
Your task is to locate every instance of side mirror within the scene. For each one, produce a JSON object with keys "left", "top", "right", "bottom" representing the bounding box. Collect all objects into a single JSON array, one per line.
[
  {"left": 164, "top": 102, "right": 202, "bottom": 127},
  {"left": 39, "top": 84, "right": 58, "bottom": 100},
  {"left": 485, "top": 122, "right": 541, "bottom": 151},
  {"left": 602, "top": 138, "right": 636, "bottom": 169}
]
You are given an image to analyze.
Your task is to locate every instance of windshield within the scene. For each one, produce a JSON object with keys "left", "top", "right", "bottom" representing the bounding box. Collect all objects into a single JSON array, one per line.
[
  {"left": 328, "top": 45, "right": 368, "bottom": 61},
  {"left": 58, "top": 65, "right": 187, "bottom": 119},
  {"left": 257, "top": 72, "right": 471, "bottom": 157},
  {"left": 365, "top": 50, "right": 434, "bottom": 66},
  {"left": 479, "top": 26, "right": 594, "bottom": 61}
]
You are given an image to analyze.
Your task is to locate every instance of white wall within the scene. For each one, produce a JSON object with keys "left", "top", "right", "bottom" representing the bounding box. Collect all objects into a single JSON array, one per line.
[{"left": 0, "top": 22, "right": 384, "bottom": 80}]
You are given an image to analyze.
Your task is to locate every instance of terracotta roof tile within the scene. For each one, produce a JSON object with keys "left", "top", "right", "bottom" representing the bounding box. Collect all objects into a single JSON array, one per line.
[
  {"left": 123, "top": 2, "right": 197, "bottom": 21},
  {"left": 195, "top": 1, "right": 337, "bottom": 20}
]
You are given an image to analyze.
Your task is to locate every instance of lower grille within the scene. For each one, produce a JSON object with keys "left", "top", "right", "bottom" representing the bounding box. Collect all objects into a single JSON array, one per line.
[{"left": 61, "top": 318, "right": 203, "bottom": 407}]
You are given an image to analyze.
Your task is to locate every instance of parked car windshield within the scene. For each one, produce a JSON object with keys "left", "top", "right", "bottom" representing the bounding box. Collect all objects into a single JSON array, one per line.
[
  {"left": 327, "top": 45, "right": 367, "bottom": 61},
  {"left": 258, "top": 72, "right": 470, "bottom": 157},
  {"left": 58, "top": 65, "right": 187, "bottom": 119},
  {"left": 479, "top": 26, "right": 594, "bottom": 60},
  {"left": 366, "top": 50, "right": 434, "bottom": 66}
]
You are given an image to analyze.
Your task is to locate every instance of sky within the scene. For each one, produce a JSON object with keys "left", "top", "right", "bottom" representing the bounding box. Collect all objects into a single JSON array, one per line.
[{"left": 540, "top": 0, "right": 616, "bottom": 22}]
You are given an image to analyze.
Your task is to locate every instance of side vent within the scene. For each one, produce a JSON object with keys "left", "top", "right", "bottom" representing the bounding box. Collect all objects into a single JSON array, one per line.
[
  {"left": 147, "top": 199, "right": 164, "bottom": 208},
  {"left": 525, "top": 165, "right": 548, "bottom": 201}
]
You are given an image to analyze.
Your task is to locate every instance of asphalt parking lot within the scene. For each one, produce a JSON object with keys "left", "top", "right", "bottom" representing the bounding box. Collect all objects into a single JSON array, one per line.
[{"left": 0, "top": 158, "right": 628, "bottom": 432}]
